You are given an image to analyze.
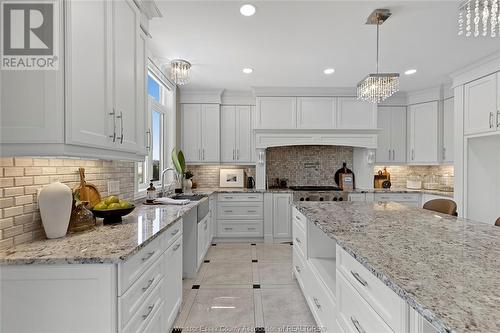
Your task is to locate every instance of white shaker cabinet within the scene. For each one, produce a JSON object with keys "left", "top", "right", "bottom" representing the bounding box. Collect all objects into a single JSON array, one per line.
[
  {"left": 337, "top": 97, "right": 377, "bottom": 129},
  {"left": 464, "top": 73, "right": 499, "bottom": 136},
  {"left": 442, "top": 97, "right": 454, "bottom": 163},
  {"left": 221, "top": 105, "right": 254, "bottom": 163},
  {"left": 256, "top": 97, "right": 297, "bottom": 129},
  {"left": 376, "top": 106, "right": 407, "bottom": 164},
  {"left": 181, "top": 104, "right": 220, "bottom": 163},
  {"left": 273, "top": 193, "right": 292, "bottom": 241},
  {"left": 407, "top": 101, "right": 439, "bottom": 164},
  {"left": 297, "top": 97, "right": 336, "bottom": 129}
]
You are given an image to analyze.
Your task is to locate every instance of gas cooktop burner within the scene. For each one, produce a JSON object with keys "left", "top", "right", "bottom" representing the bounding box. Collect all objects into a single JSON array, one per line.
[{"left": 288, "top": 186, "right": 342, "bottom": 191}]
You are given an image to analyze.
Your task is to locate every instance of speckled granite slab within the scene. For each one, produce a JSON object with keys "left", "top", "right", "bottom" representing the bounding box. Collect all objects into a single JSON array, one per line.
[
  {"left": 294, "top": 201, "right": 500, "bottom": 333},
  {"left": 0, "top": 199, "right": 206, "bottom": 265}
]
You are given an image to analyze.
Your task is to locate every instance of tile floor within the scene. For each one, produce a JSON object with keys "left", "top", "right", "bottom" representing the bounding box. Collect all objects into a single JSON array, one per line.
[{"left": 175, "top": 243, "right": 317, "bottom": 333}]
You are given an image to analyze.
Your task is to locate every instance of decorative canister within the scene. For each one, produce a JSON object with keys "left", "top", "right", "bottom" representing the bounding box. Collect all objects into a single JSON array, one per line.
[
  {"left": 69, "top": 201, "right": 96, "bottom": 233},
  {"left": 38, "top": 182, "right": 73, "bottom": 238}
]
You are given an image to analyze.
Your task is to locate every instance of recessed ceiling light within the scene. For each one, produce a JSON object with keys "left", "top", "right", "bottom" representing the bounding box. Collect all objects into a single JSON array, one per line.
[
  {"left": 240, "top": 4, "right": 256, "bottom": 16},
  {"left": 404, "top": 69, "right": 417, "bottom": 75},
  {"left": 323, "top": 68, "right": 335, "bottom": 75},
  {"left": 242, "top": 68, "right": 253, "bottom": 74}
]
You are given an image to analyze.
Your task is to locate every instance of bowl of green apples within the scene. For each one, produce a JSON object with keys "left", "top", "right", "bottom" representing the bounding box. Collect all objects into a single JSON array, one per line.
[{"left": 91, "top": 196, "right": 135, "bottom": 224}]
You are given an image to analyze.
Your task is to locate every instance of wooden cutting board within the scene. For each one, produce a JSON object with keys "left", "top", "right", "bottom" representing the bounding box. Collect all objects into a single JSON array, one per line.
[{"left": 74, "top": 168, "right": 101, "bottom": 208}]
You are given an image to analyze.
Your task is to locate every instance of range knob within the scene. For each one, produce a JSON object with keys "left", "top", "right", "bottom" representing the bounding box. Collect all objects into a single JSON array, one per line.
[
  {"left": 338, "top": 197, "right": 344, "bottom": 201},
  {"left": 299, "top": 198, "right": 304, "bottom": 201},
  {"left": 305, "top": 198, "right": 310, "bottom": 201},
  {"left": 333, "top": 197, "right": 338, "bottom": 201},
  {"left": 319, "top": 197, "right": 324, "bottom": 201}
]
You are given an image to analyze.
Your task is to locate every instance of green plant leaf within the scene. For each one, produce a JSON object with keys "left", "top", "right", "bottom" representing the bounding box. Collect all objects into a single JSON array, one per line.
[
  {"left": 172, "top": 148, "right": 182, "bottom": 174},
  {"left": 178, "top": 150, "right": 186, "bottom": 174}
]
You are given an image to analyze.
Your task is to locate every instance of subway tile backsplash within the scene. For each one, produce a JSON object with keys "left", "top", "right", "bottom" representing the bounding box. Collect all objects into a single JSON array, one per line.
[
  {"left": 0, "top": 157, "right": 135, "bottom": 249},
  {"left": 187, "top": 165, "right": 256, "bottom": 188},
  {"left": 373, "top": 165, "right": 454, "bottom": 189}
]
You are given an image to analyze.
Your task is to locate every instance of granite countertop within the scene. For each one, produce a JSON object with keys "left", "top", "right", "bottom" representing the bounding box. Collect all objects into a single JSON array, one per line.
[
  {"left": 294, "top": 201, "right": 500, "bottom": 333},
  {"left": 0, "top": 199, "right": 206, "bottom": 265}
]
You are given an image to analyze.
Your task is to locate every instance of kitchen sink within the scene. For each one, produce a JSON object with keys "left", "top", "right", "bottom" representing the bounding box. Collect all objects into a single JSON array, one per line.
[{"left": 172, "top": 194, "right": 207, "bottom": 201}]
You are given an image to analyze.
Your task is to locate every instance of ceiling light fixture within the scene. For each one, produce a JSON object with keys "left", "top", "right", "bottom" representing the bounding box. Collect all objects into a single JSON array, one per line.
[
  {"left": 242, "top": 68, "right": 253, "bottom": 74},
  {"left": 357, "top": 9, "right": 399, "bottom": 104},
  {"left": 458, "top": 0, "right": 499, "bottom": 37},
  {"left": 240, "top": 4, "right": 256, "bottom": 16},
  {"left": 170, "top": 59, "right": 191, "bottom": 85},
  {"left": 404, "top": 69, "right": 417, "bottom": 75},
  {"left": 323, "top": 68, "right": 335, "bottom": 75}
]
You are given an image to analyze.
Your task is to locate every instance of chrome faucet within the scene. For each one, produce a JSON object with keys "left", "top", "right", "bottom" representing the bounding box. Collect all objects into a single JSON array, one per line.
[{"left": 160, "top": 168, "right": 178, "bottom": 197}]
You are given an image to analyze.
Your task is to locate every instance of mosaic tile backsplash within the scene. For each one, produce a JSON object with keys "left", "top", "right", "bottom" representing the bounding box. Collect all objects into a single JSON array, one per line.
[
  {"left": 266, "top": 145, "right": 354, "bottom": 187},
  {"left": 0, "top": 157, "right": 135, "bottom": 249}
]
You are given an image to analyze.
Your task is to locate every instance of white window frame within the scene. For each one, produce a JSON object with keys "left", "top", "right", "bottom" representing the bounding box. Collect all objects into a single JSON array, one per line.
[{"left": 135, "top": 66, "right": 177, "bottom": 198}]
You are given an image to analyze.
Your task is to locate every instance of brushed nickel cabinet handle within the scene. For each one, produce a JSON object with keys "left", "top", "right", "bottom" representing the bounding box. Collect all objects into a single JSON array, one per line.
[
  {"left": 116, "top": 111, "right": 124, "bottom": 144},
  {"left": 443, "top": 147, "right": 446, "bottom": 160},
  {"left": 295, "top": 265, "right": 301, "bottom": 273},
  {"left": 313, "top": 297, "right": 321, "bottom": 309},
  {"left": 351, "top": 316, "right": 366, "bottom": 333},
  {"left": 388, "top": 149, "right": 391, "bottom": 160},
  {"left": 351, "top": 271, "right": 368, "bottom": 286},
  {"left": 224, "top": 227, "right": 233, "bottom": 230},
  {"left": 173, "top": 243, "right": 181, "bottom": 251},
  {"left": 109, "top": 109, "right": 116, "bottom": 142},
  {"left": 295, "top": 237, "right": 301, "bottom": 244},
  {"left": 392, "top": 149, "right": 395, "bottom": 160},
  {"left": 171, "top": 229, "right": 180, "bottom": 236},
  {"left": 141, "top": 251, "right": 155, "bottom": 262},
  {"left": 145, "top": 129, "right": 151, "bottom": 150},
  {"left": 142, "top": 304, "right": 155, "bottom": 320},
  {"left": 142, "top": 278, "right": 155, "bottom": 292}
]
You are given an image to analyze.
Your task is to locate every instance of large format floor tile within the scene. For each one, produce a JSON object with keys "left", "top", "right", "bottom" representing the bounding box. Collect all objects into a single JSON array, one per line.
[
  {"left": 256, "top": 244, "right": 292, "bottom": 262},
  {"left": 260, "top": 287, "right": 316, "bottom": 330},
  {"left": 257, "top": 262, "right": 296, "bottom": 285},
  {"left": 202, "top": 261, "right": 253, "bottom": 285},
  {"left": 184, "top": 288, "right": 255, "bottom": 329},
  {"left": 206, "top": 243, "right": 252, "bottom": 262}
]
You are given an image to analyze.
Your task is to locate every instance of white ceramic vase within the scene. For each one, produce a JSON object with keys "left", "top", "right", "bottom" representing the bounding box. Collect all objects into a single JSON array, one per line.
[{"left": 38, "top": 182, "right": 73, "bottom": 239}]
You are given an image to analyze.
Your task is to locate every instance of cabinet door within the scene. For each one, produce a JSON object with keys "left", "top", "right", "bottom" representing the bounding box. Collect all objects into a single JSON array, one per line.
[
  {"left": 181, "top": 104, "right": 202, "bottom": 162},
  {"left": 273, "top": 194, "right": 292, "bottom": 239},
  {"left": 143, "top": 302, "right": 166, "bottom": 333},
  {"left": 297, "top": 97, "right": 335, "bottom": 129},
  {"left": 236, "top": 106, "right": 253, "bottom": 162},
  {"left": 408, "top": 102, "right": 439, "bottom": 164},
  {"left": 464, "top": 73, "right": 497, "bottom": 135},
  {"left": 65, "top": 0, "right": 113, "bottom": 149},
  {"left": 135, "top": 29, "right": 148, "bottom": 156},
  {"left": 442, "top": 98, "right": 454, "bottom": 163},
  {"left": 164, "top": 239, "right": 182, "bottom": 330},
  {"left": 376, "top": 107, "right": 392, "bottom": 163},
  {"left": 113, "top": 0, "right": 141, "bottom": 152},
  {"left": 390, "top": 107, "right": 407, "bottom": 163},
  {"left": 221, "top": 106, "right": 236, "bottom": 163},
  {"left": 256, "top": 97, "right": 296, "bottom": 128},
  {"left": 337, "top": 98, "right": 377, "bottom": 129},
  {"left": 201, "top": 104, "right": 221, "bottom": 162}
]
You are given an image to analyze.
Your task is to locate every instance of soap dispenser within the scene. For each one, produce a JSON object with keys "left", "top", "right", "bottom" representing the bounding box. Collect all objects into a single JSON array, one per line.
[{"left": 146, "top": 180, "right": 156, "bottom": 203}]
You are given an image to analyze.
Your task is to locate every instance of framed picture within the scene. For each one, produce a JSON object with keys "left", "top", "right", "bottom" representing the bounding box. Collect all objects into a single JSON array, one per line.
[{"left": 219, "top": 169, "right": 244, "bottom": 188}]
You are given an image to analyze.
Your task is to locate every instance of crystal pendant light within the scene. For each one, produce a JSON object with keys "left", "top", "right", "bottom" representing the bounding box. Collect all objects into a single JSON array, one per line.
[
  {"left": 170, "top": 59, "right": 191, "bottom": 85},
  {"left": 357, "top": 9, "right": 399, "bottom": 104},
  {"left": 458, "top": 0, "right": 500, "bottom": 37}
]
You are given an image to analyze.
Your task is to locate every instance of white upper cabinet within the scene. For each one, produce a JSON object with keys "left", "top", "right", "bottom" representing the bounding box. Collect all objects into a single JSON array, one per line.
[
  {"left": 256, "top": 97, "right": 296, "bottom": 129},
  {"left": 376, "top": 107, "right": 406, "bottom": 164},
  {"left": 1, "top": 0, "right": 147, "bottom": 159},
  {"left": 407, "top": 101, "right": 439, "bottom": 164},
  {"left": 181, "top": 104, "right": 220, "bottom": 163},
  {"left": 464, "top": 73, "right": 498, "bottom": 135},
  {"left": 297, "top": 97, "right": 336, "bottom": 129},
  {"left": 337, "top": 98, "right": 377, "bottom": 129},
  {"left": 442, "top": 97, "right": 454, "bottom": 163},
  {"left": 221, "top": 105, "right": 254, "bottom": 163}
]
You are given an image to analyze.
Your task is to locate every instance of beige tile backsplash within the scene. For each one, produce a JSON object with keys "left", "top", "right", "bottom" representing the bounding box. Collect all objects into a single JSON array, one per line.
[
  {"left": 187, "top": 165, "right": 256, "bottom": 188},
  {"left": 373, "top": 165, "right": 454, "bottom": 189},
  {"left": 266, "top": 145, "right": 354, "bottom": 187},
  {"left": 0, "top": 157, "right": 135, "bottom": 249}
]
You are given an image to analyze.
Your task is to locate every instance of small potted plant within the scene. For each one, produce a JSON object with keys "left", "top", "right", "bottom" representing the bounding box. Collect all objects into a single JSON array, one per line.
[
  {"left": 172, "top": 149, "right": 194, "bottom": 193},
  {"left": 184, "top": 170, "right": 194, "bottom": 193}
]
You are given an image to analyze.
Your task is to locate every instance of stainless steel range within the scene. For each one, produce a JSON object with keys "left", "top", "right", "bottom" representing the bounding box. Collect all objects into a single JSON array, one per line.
[{"left": 289, "top": 186, "right": 349, "bottom": 202}]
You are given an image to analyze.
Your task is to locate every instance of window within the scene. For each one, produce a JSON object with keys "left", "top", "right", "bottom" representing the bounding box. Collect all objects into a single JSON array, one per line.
[{"left": 137, "top": 69, "right": 175, "bottom": 193}]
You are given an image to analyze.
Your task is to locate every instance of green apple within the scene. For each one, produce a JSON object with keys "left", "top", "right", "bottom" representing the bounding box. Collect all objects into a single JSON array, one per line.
[
  {"left": 104, "top": 196, "right": 119, "bottom": 205},
  {"left": 108, "top": 202, "right": 121, "bottom": 210},
  {"left": 93, "top": 202, "right": 108, "bottom": 210}
]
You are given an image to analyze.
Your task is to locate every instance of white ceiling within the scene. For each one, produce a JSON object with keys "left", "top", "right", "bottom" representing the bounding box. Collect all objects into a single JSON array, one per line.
[{"left": 149, "top": 1, "right": 500, "bottom": 92}]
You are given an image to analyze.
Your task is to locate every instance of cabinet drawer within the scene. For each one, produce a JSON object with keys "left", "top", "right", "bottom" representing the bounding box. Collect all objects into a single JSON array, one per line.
[
  {"left": 292, "top": 248, "right": 311, "bottom": 293},
  {"left": 292, "top": 207, "right": 307, "bottom": 230},
  {"left": 122, "top": 277, "right": 165, "bottom": 333},
  {"left": 337, "top": 245, "right": 406, "bottom": 331},
  {"left": 306, "top": 266, "right": 337, "bottom": 333},
  {"left": 119, "top": 255, "right": 164, "bottom": 329},
  {"left": 337, "top": 272, "right": 393, "bottom": 333},
  {"left": 119, "top": 235, "right": 163, "bottom": 295},
  {"left": 217, "top": 202, "right": 264, "bottom": 220},
  {"left": 218, "top": 193, "right": 263, "bottom": 202},
  {"left": 217, "top": 221, "right": 263, "bottom": 237},
  {"left": 162, "top": 219, "right": 182, "bottom": 252},
  {"left": 292, "top": 219, "right": 307, "bottom": 258},
  {"left": 374, "top": 193, "right": 420, "bottom": 202}
]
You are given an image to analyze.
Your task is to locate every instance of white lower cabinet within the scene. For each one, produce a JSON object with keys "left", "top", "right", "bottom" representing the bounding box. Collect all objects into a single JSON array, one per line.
[
  {"left": 273, "top": 193, "right": 292, "bottom": 241},
  {"left": 216, "top": 193, "right": 264, "bottom": 238},
  {"left": 374, "top": 193, "right": 421, "bottom": 207},
  {"left": 0, "top": 221, "right": 183, "bottom": 333}
]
